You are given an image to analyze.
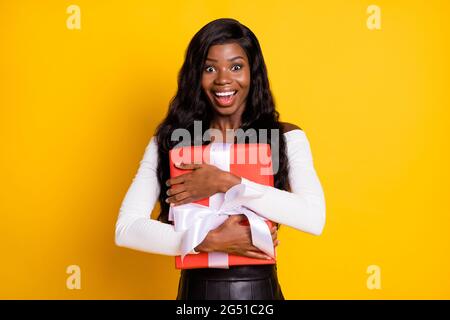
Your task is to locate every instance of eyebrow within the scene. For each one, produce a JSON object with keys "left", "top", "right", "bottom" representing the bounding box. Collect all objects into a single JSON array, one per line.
[{"left": 205, "top": 56, "right": 245, "bottom": 62}]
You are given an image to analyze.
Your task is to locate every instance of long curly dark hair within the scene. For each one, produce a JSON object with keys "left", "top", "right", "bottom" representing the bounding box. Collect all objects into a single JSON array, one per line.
[{"left": 154, "top": 18, "right": 289, "bottom": 223}]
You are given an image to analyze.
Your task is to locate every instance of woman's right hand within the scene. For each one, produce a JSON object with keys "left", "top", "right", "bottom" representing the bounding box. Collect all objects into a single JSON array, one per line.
[{"left": 194, "top": 215, "right": 279, "bottom": 260}]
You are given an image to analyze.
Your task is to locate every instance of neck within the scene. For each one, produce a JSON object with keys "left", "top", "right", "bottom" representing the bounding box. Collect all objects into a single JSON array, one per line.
[
  {"left": 209, "top": 118, "right": 241, "bottom": 131},
  {"left": 209, "top": 116, "right": 242, "bottom": 143}
]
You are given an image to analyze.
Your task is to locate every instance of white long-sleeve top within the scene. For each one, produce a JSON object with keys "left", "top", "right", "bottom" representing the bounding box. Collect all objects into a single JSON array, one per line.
[{"left": 115, "top": 129, "right": 326, "bottom": 256}]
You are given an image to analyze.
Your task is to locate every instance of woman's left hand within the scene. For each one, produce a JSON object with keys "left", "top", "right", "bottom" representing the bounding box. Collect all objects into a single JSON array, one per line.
[{"left": 165, "top": 162, "right": 240, "bottom": 206}]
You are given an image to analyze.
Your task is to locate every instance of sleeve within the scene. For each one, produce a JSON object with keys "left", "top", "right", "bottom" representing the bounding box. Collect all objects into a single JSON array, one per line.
[
  {"left": 114, "top": 136, "right": 199, "bottom": 255},
  {"left": 237, "top": 130, "right": 326, "bottom": 235}
]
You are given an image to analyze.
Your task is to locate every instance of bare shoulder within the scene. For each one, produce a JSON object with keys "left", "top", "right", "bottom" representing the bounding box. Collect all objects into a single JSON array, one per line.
[{"left": 280, "top": 122, "right": 302, "bottom": 134}]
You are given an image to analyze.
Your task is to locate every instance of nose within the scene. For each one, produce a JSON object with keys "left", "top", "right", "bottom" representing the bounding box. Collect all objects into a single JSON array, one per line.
[{"left": 214, "top": 69, "right": 232, "bottom": 85}]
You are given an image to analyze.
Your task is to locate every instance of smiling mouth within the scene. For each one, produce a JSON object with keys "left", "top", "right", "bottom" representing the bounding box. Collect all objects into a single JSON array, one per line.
[{"left": 212, "top": 90, "right": 237, "bottom": 107}]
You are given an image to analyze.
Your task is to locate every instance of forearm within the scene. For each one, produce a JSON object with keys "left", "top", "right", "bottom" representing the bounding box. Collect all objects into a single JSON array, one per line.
[
  {"left": 240, "top": 178, "right": 326, "bottom": 235},
  {"left": 115, "top": 213, "right": 185, "bottom": 256}
]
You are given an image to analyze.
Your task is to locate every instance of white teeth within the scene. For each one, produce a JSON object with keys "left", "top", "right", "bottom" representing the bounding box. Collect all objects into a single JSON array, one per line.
[{"left": 214, "top": 91, "right": 236, "bottom": 97}]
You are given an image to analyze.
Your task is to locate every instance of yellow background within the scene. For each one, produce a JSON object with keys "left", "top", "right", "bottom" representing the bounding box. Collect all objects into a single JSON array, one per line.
[{"left": 1, "top": 0, "right": 449, "bottom": 299}]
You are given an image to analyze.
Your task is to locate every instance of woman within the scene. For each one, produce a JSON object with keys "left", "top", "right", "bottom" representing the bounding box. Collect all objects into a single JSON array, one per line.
[{"left": 115, "top": 18, "right": 326, "bottom": 300}]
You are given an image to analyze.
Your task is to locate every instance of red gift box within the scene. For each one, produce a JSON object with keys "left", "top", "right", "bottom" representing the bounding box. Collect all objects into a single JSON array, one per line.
[{"left": 169, "top": 142, "right": 277, "bottom": 269}]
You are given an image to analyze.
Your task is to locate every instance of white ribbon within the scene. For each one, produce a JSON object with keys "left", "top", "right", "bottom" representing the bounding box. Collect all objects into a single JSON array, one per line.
[{"left": 168, "top": 143, "right": 275, "bottom": 268}]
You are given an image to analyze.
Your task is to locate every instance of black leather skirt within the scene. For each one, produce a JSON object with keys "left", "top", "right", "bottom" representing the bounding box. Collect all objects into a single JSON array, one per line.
[{"left": 176, "top": 264, "right": 284, "bottom": 300}]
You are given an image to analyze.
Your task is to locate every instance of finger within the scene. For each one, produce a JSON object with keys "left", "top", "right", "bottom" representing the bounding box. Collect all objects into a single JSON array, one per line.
[
  {"left": 245, "top": 244, "right": 264, "bottom": 252},
  {"left": 172, "top": 196, "right": 194, "bottom": 206},
  {"left": 166, "top": 184, "right": 187, "bottom": 196},
  {"left": 166, "top": 174, "right": 188, "bottom": 187},
  {"left": 227, "top": 214, "right": 246, "bottom": 223},
  {"left": 166, "top": 191, "right": 191, "bottom": 205},
  {"left": 243, "top": 251, "right": 272, "bottom": 260},
  {"left": 175, "top": 162, "right": 202, "bottom": 170},
  {"left": 224, "top": 215, "right": 241, "bottom": 225}
]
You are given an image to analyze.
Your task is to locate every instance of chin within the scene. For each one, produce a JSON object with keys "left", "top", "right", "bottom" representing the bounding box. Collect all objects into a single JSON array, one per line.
[
  {"left": 209, "top": 98, "right": 241, "bottom": 113},
  {"left": 212, "top": 106, "right": 239, "bottom": 116},
  {"left": 214, "top": 104, "right": 235, "bottom": 111}
]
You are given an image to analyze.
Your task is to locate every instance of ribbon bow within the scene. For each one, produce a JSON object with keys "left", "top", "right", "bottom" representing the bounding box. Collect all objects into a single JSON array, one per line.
[{"left": 168, "top": 182, "right": 274, "bottom": 268}]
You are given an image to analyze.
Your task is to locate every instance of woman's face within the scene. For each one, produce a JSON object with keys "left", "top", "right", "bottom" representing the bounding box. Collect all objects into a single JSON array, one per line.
[{"left": 201, "top": 43, "right": 251, "bottom": 117}]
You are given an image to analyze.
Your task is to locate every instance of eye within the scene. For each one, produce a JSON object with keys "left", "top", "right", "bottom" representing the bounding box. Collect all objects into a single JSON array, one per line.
[
  {"left": 231, "top": 64, "right": 243, "bottom": 71},
  {"left": 204, "top": 66, "right": 215, "bottom": 73}
]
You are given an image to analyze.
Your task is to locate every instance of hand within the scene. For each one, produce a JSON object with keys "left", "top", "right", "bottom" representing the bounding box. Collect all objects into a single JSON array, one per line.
[
  {"left": 165, "top": 162, "right": 240, "bottom": 206},
  {"left": 195, "top": 215, "right": 280, "bottom": 260}
]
